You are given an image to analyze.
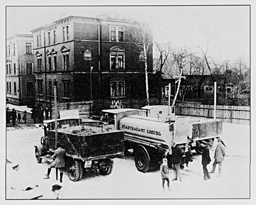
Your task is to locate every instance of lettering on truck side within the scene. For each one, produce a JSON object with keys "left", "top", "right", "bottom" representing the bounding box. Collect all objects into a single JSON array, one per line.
[{"left": 121, "top": 124, "right": 161, "bottom": 136}]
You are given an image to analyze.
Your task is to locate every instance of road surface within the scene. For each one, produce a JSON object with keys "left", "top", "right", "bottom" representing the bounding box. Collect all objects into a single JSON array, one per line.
[{"left": 5, "top": 122, "right": 250, "bottom": 200}]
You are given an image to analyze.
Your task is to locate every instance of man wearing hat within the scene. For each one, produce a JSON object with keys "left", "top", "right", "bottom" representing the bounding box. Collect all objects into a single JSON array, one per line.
[
  {"left": 44, "top": 142, "right": 66, "bottom": 183},
  {"left": 210, "top": 137, "right": 226, "bottom": 176}
]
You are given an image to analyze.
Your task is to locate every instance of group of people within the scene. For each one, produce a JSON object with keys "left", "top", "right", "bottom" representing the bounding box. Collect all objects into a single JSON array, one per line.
[
  {"left": 6, "top": 107, "right": 27, "bottom": 126},
  {"left": 31, "top": 105, "right": 50, "bottom": 123},
  {"left": 202, "top": 137, "right": 226, "bottom": 180},
  {"left": 6, "top": 105, "right": 51, "bottom": 126},
  {"left": 160, "top": 137, "right": 226, "bottom": 191}
]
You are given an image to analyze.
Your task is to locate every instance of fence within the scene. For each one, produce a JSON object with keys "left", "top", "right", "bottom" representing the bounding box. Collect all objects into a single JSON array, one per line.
[
  {"left": 51, "top": 100, "right": 250, "bottom": 125},
  {"left": 175, "top": 103, "right": 250, "bottom": 125}
]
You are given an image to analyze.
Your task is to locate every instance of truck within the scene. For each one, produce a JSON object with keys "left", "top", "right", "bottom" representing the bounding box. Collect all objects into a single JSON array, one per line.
[
  {"left": 101, "top": 108, "right": 222, "bottom": 173},
  {"left": 34, "top": 118, "right": 124, "bottom": 182}
]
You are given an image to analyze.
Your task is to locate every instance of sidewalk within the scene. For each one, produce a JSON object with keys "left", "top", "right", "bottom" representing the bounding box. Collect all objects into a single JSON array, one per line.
[{"left": 6, "top": 103, "right": 32, "bottom": 114}]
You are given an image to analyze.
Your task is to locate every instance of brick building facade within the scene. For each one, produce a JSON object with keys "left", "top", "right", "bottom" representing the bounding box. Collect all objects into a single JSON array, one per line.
[
  {"left": 6, "top": 34, "right": 34, "bottom": 106},
  {"left": 31, "top": 15, "right": 153, "bottom": 108}
]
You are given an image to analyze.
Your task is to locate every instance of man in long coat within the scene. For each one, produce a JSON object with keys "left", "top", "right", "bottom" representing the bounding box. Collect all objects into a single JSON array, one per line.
[
  {"left": 172, "top": 142, "right": 183, "bottom": 182},
  {"left": 44, "top": 143, "right": 66, "bottom": 183},
  {"left": 202, "top": 143, "right": 211, "bottom": 180},
  {"left": 210, "top": 138, "right": 226, "bottom": 176}
]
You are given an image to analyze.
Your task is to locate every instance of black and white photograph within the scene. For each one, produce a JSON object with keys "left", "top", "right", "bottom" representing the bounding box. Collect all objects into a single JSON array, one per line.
[{"left": 3, "top": 1, "right": 253, "bottom": 202}]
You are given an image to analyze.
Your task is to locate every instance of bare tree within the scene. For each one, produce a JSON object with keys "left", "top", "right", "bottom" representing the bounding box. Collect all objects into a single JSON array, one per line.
[
  {"left": 154, "top": 42, "right": 171, "bottom": 103},
  {"left": 131, "top": 22, "right": 153, "bottom": 105},
  {"left": 170, "top": 49, "right": 188, "bottom": 113}
]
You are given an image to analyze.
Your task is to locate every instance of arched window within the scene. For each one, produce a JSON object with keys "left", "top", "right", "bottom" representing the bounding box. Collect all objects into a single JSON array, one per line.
[
  {"left": 110, "top": 47, "right": 125, "bottom": 70},
  {"left": 60, "top": 46, "right": 70, "bottom": 71},
  {"left": 35, "top": 51, "right": 42, "bottom": 72}
]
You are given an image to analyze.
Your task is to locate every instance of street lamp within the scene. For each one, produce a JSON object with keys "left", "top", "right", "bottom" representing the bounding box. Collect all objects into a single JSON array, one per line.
[{"left": 84, "top": 49, "right": 93, "bottom": 100}]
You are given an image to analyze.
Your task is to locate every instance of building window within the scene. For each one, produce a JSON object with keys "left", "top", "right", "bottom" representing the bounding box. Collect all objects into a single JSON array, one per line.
[
  {"left": 48, "top": 31, "right": 51, "bottom": 45},
  {"left": 110, "top": 80, "right": 125, "bottom": 97},
  {"left": 6, "top": 64, "right": 8, "bottom": 75},
  {"left": 48, "top": 80, "right": 53, "bottom": 97},
  {"left": 53, "top": 30, "right": 56, "bottom": 44},
  {"left": 110, "top": 47, "right": 125, "bottom": 70},
  {"left": 63, "top": 54, "right": 69, "bottom": 70},
  {"left": 13, "top": 43, "right": 15, "bottom": 56},
  {"left": 7, "top": 82, "right": 10, "bottom": 93},
  {"left": 7, "top": 82, "right": 11, "bottom": 93},
  {"left": 117, "top": 27, "right": 124, "bottom": 41},
  {"left": 26, "top": 42, "right": 32, "bottom": 54},
  {"left": 66, "top": 26, "right": 69, "bottom": 41},
  {"left": 53, "top": 56, "right": 57, "bottom": 70},
  {"left": 48, "top": 56, "right": 52, "bottom": 71},
  {"left": 63, "top": 27, "right": 66, "bottom": 41},
  {"left": 110, "top": 27, "right": 116, "bottom": 41},
  {"left": 63, "top": 81, "right": 70, "bottom": 98},
  {"left": 37, "top": 35, "right": 42, "bottom": 47},
  {"left": 13, "top": 63, "right": 16, "bottom": 75},
  {"left": 38, "top": 80, "right": 43, "bottom": 95},
  {"left": 37, "top": 36, "right": 39, "bottom": 47},
  {"left": 62, "top": 26, "right": 69, "bottom": 42},
  {"left": 9, "top": 64, "right": 11, "bottom": 75},
  {"left": 110, "top": 26, "right": 125, "bottom": 42},
  {"left": 14, "top": 82, "right": 17, "bottom": 95},
  {"left": 27, "top": 82, "right": 33, "bottom": 96},
  {"left": 37, "top": 58, "right": 42, "bottom": 72},
  {"left": 26, "top": 63, "right": 33, "bottom": 75}
]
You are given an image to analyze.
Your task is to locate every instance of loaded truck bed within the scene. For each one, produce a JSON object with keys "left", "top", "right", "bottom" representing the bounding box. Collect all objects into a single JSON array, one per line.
[
  {"left": 35, "top": 118, "right": 125, "bottom": 182},
  {"left": 47, "top": 125, "right": 124, "bottom": 160}
]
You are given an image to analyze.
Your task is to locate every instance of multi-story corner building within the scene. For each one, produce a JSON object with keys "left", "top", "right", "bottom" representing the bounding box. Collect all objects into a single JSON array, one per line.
[
  {"left": 31, "top": 15, "right": 153, "bottom": 108},
  {"left": 6, "top": 34, "right": 34, "bottom": 106}
]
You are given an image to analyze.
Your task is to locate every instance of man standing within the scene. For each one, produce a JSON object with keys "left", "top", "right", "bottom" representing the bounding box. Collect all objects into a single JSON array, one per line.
[
  {"left": 172, "top": 142, "right": 183, "bottom": 182},
  {"left": 44, "top": 143, "right": 66, "bottom": 183},
  {"left": 202, "top": 143, "right": 211, "bottom": 180},
  {"left": 160, "top": 157, "right": 171, "bottom": 191},
  {"left": 11, "top": 108, "right": 17, "bottom": 127},
  {"left": 210, "top": 138, "right": 226, "bottom": 177}
]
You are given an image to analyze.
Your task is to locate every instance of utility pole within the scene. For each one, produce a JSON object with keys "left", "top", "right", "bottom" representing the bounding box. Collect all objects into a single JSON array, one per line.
[
  {"left": 54, "top": 80, "right": 58, "bottom": 148},
  {"left": 168, "top": 83, "right": 171, "bottom": 119},
  {"left": 214, "top": 81, "right": 217, "bottom": 120}
]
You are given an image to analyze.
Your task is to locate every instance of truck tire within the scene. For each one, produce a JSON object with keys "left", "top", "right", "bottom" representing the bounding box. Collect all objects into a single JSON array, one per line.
[
  {"left": 98, "top": 159, "right": 113, "bottom": 175},
  {"left": 134, "top": 146, "right": 150, "bottom": 173},
  {"left": 67, "top": 159, "right": 83, "bottom": 182},
  {"left": 34, "top": 146, "right": 42, "bottom": 163}
]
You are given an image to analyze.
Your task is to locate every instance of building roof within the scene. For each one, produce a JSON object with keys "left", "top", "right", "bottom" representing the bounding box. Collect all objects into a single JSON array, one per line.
[
  {"left": 31, "top": 15, "right": 138, "bottom": 33},
  {"left": 7, "top": 33, "right": 33, "bottom": 40}
]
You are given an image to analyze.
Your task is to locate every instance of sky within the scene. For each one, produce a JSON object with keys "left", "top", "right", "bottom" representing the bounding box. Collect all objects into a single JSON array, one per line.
[{"left": 5, "top": 4, "right": 250, "bottom": 67}]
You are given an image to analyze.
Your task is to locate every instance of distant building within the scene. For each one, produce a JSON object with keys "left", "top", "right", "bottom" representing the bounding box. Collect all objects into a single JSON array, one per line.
[
  {"left": 31, "top": 15, "right": 153, "bottom": 108},
  {"left": 6, "top": 34, "right": 34, "bottom": 106},
  {"left": 161, "top": 75, "right": 226, "bottom": 103}
]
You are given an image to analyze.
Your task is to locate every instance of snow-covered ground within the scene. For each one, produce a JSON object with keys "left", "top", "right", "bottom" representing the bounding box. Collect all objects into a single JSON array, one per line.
[{"left": 5, "top": 122, "right": 250, "bottom": 200}]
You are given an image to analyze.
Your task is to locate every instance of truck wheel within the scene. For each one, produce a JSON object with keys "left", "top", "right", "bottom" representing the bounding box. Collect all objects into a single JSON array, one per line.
[
  {"left": 34, "top": 146, "right": 42, "bottom": 163},
  {"left": 68, "top": 160, "right": 83, "bottom": 182},
  {"left": 134, "top": 147, "right": 150, "bottom": 173},
  {"left": 98, "top": 159, "right": 113, "bottom": 175}
]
